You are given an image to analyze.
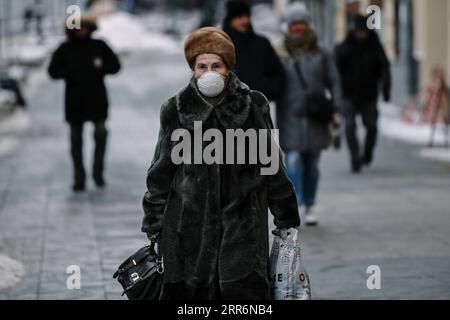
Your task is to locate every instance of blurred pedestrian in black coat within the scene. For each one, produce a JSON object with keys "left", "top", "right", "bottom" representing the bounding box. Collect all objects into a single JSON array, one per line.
[
  {"left": 48, "top": 17, "right": 121, "bottom": 191},
  {"left": 335, "top": 15, "right": 391, "bottom": 173},
  {"left": 222, "top": 0, "right": 285, "bottom": 101}
]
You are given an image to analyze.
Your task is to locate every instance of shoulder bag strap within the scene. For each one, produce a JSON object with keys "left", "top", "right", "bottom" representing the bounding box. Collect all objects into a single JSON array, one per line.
[
  {"left": 293, "top": 50, "right": 331, "bottom": 91},
  {"left": 291, "top": 55, "right": 309, "bottom": 91},
  {"left": 320, "top": 50, "right": 331, "bottom": 89}
]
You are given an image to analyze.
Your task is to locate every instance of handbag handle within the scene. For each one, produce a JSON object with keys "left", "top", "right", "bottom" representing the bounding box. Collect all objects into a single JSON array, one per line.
[
  {"left": 149, "top": 234, "right": 163, "bottom": 274},
  {"left": 149, "top": 233, "right": 162, "bottom": 258},
  {"left": 155, "top": 234, "right": 163, "bottom": 274}
]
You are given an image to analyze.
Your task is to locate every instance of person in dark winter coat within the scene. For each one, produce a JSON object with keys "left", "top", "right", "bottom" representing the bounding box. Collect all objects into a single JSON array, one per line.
[
  {"left": 275, "top": 3, "right": 342, "bottom": 226},
  {"left": 142, "top": 27, "right": 300, "bottom": 300},
  {"left": 222, "top": 0, "right": 285, "bottom": 101},
  {"left": 335, "top": 15, "right": 391, "bottom": 173},
  {"left": 48, "top": 17, "right": 121, "bottom": 191}
]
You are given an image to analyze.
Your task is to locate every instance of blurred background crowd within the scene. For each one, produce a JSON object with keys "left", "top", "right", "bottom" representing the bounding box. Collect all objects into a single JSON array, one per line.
[
  {"left": 1, "top": 0, "right": 449, "bottom": 147},
  {"left": 0, "top": 0, "right": 448, "bottom": 99}
]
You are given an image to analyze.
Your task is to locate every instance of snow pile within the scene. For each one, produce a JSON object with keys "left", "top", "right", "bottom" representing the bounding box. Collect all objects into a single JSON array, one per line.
[
  {"left": 380, "top": 103, "right": 450, "bottom": 164},
  {"left": 8, "top": 44, "right": 49, "bottom": 66},
  {"left": 95, "top": 12, "right": 180, "bottom": 54},
  {"left": 0, "top": 254, "right": 25, "bottom": 290},
  {"left": 419, "top": 148, "right": 450, "bottom": 163},
  {"left": 0, "top": 90, "right": 15, "bottom": 109},
  {"left": 380, "top": 103, "right": 449, "bottom": 146},
  {"left": 1, "top": 35, "right": 61, "bottom": 66},
  {"left": 7, "top": 65, "right": 28, "bottom": 82}
]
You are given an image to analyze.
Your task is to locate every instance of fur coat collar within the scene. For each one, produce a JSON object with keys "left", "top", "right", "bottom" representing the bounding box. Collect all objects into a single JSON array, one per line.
[{"left": 175, "top": 72, "right": 252, "bottom": 130}]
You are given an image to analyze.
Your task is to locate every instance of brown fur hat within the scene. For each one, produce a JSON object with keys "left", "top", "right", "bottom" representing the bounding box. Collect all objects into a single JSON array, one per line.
[{"left": 184, "top": 27, "right": 236, "bottom": 69}]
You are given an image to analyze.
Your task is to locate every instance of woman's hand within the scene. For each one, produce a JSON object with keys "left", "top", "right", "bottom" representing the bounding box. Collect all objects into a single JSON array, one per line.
[
  {"left": 147, "top": 232, "right": 160, "bottom": 243},
  {"left": 272, "top": 228, "right": 290, "bottom": 241},
  {"left": 272, "top": 227, "right": 301, "bottom": 241}
]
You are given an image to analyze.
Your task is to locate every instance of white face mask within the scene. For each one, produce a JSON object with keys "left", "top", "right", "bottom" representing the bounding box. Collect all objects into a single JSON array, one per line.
[{"left": 196, "top": 71, "right": 226, "bottom": 98}]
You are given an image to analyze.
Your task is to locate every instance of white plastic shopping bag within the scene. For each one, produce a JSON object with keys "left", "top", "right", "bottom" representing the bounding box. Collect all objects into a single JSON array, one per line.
[{"left": 270, "top": 227, "right": 311, "bottom": 300}]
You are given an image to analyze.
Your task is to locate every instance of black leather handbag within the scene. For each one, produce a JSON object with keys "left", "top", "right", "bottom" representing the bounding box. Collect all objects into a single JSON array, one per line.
[
  {"left": 292, "top": 55, "right": 335, "bottom": 122},
  {"left": 113, "top": 238, "right": 163, "bottom": 300}
]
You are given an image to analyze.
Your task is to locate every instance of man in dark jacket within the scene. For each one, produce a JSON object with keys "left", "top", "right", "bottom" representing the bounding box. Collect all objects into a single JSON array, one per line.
[
  {"left": 222, "top": 0, "right": 285, "bottom": 101},
  {"left": 335, "top": 15, "right": 391, "bottom": 173},
  {"left": 48, "top": 17, "right": 121, "bottom": 191}
]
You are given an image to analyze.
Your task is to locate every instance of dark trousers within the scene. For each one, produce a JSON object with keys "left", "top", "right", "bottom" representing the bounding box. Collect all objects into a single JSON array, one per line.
[
  {"left": 344, "top": 99, "right": 379, "bottom": 161},
  {"left": 69, "top": 121, "right": 108, "bottom": 185}
]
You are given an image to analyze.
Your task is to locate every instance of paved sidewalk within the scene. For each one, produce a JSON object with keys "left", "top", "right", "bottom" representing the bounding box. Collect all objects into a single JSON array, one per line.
[{"left": 0, "top": 50, "right": 449, "bottom": 300}]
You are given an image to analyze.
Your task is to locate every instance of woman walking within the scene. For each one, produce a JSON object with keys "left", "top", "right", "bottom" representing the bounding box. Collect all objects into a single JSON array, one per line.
[
  {"left": 275, "top": 3, "right": 342, "bottom": 226},
  {"left": 141, "top": 27, "right": 300, "bottom": 300}
]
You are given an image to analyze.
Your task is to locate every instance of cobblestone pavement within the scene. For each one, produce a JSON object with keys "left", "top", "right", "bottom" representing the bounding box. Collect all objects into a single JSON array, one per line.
[{"left": 0, "top": 50, "right": 449, "bottom": 300}]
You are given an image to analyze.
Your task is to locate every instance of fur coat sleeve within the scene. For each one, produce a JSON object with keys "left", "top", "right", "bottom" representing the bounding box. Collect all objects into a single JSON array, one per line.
[
  {"left": 253, "top": 92, "right": 301, "bottom": 229},
  {"left": 141, "top": 100, "right": 178, "bottom": 235}
]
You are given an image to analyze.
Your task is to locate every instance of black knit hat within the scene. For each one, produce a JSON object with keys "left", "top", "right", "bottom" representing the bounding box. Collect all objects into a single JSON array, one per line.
[
  {"left": 353, "top": 14, "right": 369, "bottom": 31},
  {"left": 224, "top": 0, "right": 251, "bottom": 24}
]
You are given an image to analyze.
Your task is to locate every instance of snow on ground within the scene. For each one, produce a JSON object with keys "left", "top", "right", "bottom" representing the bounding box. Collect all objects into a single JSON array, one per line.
[
  {"left": 95, "top": 11, "right": 181, "bottom": 54},
  {"left": 1, "top": 34, "right": 62, "bottom": 66},
  {"left": 0, "top": 90, "right": 15, "bottom": 110},
  {"left": 7, "top": 44, "right": 48, "bottom": 66},
  {"left": 380, "top": 103, "right": 450, "bottom": 165},
  {"left": 0, "top": 255, "right": 25, "bottom": 290},
  {"left": 419, "top": 148, "right": 450, "bottom": 163},
  {"left": 139, "top": 9, "right": 202, "bottom": 35},
  {"left": 2, "top": 11, "right": 185, "bottom": 64}
]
